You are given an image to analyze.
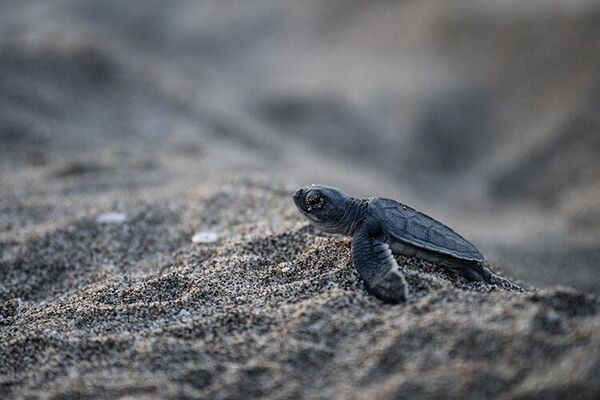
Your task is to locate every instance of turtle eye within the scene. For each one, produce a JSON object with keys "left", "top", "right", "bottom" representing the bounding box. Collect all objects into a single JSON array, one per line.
[{"left": 305, "top": 193, "right": 326, "bottom": 210}]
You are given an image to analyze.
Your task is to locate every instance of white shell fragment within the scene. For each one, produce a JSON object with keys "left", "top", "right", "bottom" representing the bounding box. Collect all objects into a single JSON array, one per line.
[
  {"left": 191, "top": 231, "right": 219, "bottom": 244},
  {"left": 96, "top": 212, "right": 127, "bottom": 224},
  {"left": 178, "top": 309, "right": 191, "bottom": 318}
]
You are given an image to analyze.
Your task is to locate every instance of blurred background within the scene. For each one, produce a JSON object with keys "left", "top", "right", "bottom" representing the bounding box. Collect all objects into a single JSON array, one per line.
[{"left": 1, "top": 0, "right": 599, "bottom": 293}]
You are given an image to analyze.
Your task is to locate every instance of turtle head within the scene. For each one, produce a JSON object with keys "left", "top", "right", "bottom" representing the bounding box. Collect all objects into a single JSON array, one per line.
[{"left": 293, "top": 185, "right": 361, "bottom": 235}]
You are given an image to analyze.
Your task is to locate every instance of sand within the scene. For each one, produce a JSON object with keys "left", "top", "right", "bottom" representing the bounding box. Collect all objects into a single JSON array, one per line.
[
  {"left": 1, "top": 177, "right": 599, "bottom": 399},
  {"left": 2, "top": 1, "right": 600, "bottom": 399}
]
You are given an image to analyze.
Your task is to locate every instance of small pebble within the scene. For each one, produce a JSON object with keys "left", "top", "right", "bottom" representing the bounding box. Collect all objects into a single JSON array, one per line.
[
  {"left": 191, "top": 231, "right": 219, "bottom": 244},
  {"left": 178, "top": 309, "right": 191, "bottom": 317},
  {"left": 96, "top": 212, "right": 127, "bottom": 224},
  {"left": 281, "top": 266, "right": 291, "bottom": 273}
]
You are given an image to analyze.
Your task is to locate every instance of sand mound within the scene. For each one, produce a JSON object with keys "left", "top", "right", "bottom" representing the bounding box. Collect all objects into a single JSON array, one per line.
[{"left": 1, "top": 182, "right": 599, "bottom": 399}]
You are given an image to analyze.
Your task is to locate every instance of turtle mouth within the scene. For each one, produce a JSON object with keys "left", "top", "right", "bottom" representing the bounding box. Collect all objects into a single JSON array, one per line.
[{"left": 293, "top": 188, "right": 305, "bottom": 205}]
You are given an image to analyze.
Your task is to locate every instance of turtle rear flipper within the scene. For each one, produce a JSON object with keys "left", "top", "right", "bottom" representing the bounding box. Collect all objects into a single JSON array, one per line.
[
  {"left": 352, "top": 219, "right": 407, "bottom": 303},
  {"left": 442, "top": 258, "right": 524, "bottom": 291},
  {"left": 391, "top": 241, "right": 490, "bottom": 282},
  {"left": 438, "top": 257, "right": 491, "bottom": 282}
]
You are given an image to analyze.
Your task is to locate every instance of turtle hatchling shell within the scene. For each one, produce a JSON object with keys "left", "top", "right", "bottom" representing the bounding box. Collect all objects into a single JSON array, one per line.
[{"left": 369, "top": 198, "right": 484, "bottom": 262}]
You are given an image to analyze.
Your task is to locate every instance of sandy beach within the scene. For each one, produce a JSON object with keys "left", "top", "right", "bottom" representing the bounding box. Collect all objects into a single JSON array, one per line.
[{"left": 1, "top": 1, "right": 600, "bottom": 399}]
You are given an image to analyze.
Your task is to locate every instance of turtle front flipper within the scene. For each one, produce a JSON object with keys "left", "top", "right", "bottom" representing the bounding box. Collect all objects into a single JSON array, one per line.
[{"left": 351, "top": 219, "right": 408, "bottom": 304}]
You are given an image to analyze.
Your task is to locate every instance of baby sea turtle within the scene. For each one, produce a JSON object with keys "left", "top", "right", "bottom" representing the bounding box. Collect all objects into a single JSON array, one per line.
[{"left": 293, "top": 185, "right": 516, "bottom": 303}]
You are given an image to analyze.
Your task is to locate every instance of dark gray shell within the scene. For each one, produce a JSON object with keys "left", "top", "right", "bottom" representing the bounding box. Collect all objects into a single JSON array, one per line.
[{"left": 369, "top": 198, "right": 484, "bottom": 262}]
